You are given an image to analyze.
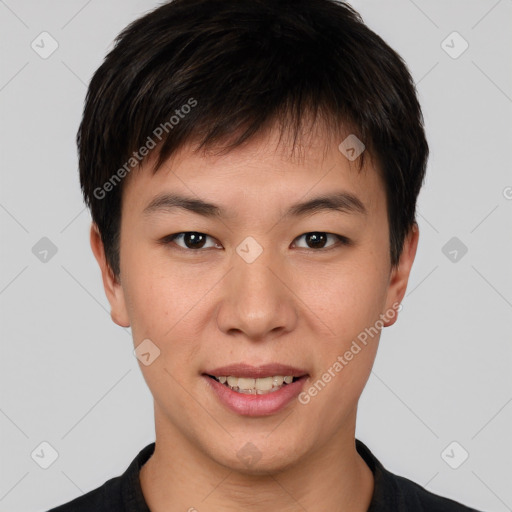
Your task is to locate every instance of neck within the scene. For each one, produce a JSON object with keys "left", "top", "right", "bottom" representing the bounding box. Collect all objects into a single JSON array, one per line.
[{"left": 140, "top": 408, "right": 374, "bottom": 512}]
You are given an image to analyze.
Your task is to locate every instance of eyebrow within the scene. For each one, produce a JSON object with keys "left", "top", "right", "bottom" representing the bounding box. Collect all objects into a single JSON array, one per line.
[{"left": 142, "top": 191, "right": 367, "bottom": 219}]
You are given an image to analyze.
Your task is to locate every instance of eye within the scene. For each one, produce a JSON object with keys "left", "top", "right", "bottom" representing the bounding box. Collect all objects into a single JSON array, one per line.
[
  {"left": 159, "top": 231, "right": 351, "bottom": 252},
  {"left": 160, "top": 232, "right": 221, "bottom": 251},
  {"left": 293, "top": 232, "right": 351, "bottom": 250}
]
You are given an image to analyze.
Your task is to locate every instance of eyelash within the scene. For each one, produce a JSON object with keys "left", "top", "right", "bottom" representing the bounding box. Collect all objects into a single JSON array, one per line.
[{"left": 159, "top": 231, "right": 352, "bottom": 253}]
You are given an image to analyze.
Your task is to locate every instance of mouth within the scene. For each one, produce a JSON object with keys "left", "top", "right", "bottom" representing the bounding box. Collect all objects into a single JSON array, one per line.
[
  {"left": 202, "top": 363, "right": 309, "bottom": 396},
  {"left": 202, "top": 364, "right": 309, "bottom": 416},
  {"left": 205, "top": 374, "right": 304, "bottom": 394}
]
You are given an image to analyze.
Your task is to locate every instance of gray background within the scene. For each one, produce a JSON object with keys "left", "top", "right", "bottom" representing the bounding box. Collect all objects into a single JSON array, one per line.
[{"left": 1, "top": 0, "right": 511, "bottom": 511}]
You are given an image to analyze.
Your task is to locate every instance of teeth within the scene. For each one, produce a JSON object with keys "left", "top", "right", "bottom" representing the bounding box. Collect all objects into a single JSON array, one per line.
[
  {"left": 237, "top": 377, "right": 256, "bottom": 390},
  {"left": 227, "top": 376, "right": 238, "bottom": 387},
  {"left": 213, "top": 375, "right": 297, "bottom": 393},
  {"left": 272, "top": 376, "right": 284, "bottom": 386},
  {"left": 256, "top": 377, "right": 273, "bottom": 391}
]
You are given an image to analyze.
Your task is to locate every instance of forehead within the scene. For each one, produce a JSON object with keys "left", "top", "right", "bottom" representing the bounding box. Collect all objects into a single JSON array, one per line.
[{"left": 122, "top": 124, "right": 384, "bottom": 221}]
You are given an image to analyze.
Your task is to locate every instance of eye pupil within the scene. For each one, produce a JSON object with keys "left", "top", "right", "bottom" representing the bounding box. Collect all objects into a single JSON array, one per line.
[
  {"left": 306, "top": 232, "right": 327, "bottom": 248},
  {"left": 185, "top": 232, "right": 206, "bottom": 249}
]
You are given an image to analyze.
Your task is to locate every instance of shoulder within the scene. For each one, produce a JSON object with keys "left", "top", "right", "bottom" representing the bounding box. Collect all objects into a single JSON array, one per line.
[
  {"left": 355, "top": 439, "right": 482, "bottom": 512},
  {"left": 45, "top": 442, "right": 155, "bottom": 512},
  {"left": 45, "top": 474, "right": 122, "bottom": 512},
  {"left": 392, "top": 472, "right": 482, "bottom": 511}
]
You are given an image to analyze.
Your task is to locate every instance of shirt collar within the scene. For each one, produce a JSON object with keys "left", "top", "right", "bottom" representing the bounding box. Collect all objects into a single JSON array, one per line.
[{"left": 356, "top": 438, "right": 400, "bottom": 511}]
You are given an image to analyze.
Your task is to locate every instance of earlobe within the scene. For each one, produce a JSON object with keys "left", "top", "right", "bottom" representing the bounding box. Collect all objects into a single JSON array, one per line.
[
  {"left": 89, "top": 223, "right": 131, "bottom": 328},
  {"left": 383, "top": 223, "right": 419, "bottom": 327}
]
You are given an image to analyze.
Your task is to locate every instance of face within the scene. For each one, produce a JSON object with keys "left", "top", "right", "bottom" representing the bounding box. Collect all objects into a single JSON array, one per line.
[{"left": 92, "top": 124, "right": 418, "bottom": 474}]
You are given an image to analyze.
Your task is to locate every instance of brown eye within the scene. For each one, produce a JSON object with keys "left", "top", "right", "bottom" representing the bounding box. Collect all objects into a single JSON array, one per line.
[
  {"left": 293, "top": 232, "right": 350, "bottom": 250},
  {"left": 163, "top": 232, "right": 220, "bottom": 250}
]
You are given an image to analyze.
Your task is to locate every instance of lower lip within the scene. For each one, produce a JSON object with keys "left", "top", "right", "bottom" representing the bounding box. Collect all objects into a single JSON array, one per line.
[{"left": 203, "top": 375, "right": 308, "bottom": 416}]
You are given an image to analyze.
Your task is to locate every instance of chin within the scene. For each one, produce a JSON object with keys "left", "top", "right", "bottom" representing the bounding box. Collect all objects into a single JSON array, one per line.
[{"left": 208, "top": 435, "right": 308, "bottom": 476}]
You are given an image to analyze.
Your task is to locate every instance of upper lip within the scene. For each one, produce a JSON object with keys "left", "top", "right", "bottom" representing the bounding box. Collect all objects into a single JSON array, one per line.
[{"left": 203, "top": 363, "right": 309, "bottom": 379}]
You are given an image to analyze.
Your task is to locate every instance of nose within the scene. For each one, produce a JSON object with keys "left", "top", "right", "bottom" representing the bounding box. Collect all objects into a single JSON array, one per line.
[{"left": 215, "top": 244, "right": 298, "bottom": 341}]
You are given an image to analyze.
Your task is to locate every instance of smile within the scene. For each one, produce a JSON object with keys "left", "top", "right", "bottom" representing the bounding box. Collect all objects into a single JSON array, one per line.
[{"left": 207, "top": 375, "right": 299, "bottom": 394}]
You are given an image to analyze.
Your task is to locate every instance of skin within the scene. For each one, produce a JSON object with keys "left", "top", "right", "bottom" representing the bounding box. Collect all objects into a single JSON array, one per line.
[{"left": 91, "top": 122, "right": 419, "bottom": 512}]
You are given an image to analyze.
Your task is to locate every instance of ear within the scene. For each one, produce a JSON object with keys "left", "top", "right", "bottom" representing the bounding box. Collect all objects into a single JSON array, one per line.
[
  {"left": 89, "top": 223, "right": 130, "bottom": 328},
  {"left": 382, "top": 222, "right": 419, "bottom": 327}
]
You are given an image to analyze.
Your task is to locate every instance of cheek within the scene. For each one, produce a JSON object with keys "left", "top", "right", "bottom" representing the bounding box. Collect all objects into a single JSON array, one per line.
[
  {"left": 295, "top": 264, "right": 385, "bottom": 423},
  {"left": 292, "top": 253, "right": 388, "bottom": 404},
  {"left": 297, "top": 255, "right": 388, "bottom": 343},
  {"left": 125, "top": 272, "right": 191, "bottom": 343},
  {"left": 122, "top": 265, "right": 206, "bottom": 406},
  {"left": 121, "top": 246, "right": 215, "bottom": 366},
  {"left": 121, "top": 239, "right": 185, "bottom": 325}
]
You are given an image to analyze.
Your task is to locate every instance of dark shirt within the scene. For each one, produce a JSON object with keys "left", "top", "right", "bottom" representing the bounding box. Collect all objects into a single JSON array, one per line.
[{"left": 47, "top": 439, "right": 482, "bottom": 511}]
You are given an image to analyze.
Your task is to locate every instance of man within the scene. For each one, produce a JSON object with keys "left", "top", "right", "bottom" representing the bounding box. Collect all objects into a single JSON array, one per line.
[{"left": 48, "top": 0, "right": 481, "bottom": 510}]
